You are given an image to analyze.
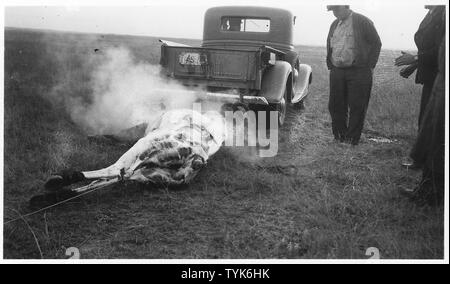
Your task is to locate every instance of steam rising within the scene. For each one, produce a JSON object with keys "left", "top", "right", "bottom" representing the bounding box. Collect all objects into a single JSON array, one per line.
[{"left": 54, "top": 46, "right": 198, "bottom": 135}]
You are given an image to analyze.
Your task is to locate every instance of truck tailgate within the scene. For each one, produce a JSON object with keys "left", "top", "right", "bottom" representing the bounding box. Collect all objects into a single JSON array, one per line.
[{"left": 160, "top": 45, "right": 262, "bottom": 90}]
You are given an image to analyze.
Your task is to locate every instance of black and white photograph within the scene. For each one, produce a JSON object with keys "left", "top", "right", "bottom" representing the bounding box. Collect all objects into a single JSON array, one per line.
[{"left": 1, "top": 0, "right": 448, "bottom": 264}]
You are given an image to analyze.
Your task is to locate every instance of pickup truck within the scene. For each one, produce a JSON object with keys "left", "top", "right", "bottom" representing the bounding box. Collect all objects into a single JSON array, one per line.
[{"left": 159, "top": 6, "right": 312, "bottom": 126}]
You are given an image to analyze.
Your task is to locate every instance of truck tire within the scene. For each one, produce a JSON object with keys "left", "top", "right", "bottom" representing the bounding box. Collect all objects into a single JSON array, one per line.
[
  {"left": 294, "top": 99, "right": 305, "bottom": 110},
  {"left": 262, "top": 86, "right": 287, "bottom": 129},
  {"left": 276, "top": 86, "right": 288, "bottom": 126},
  {"left": 293, "top": 89, "right": 307, "bottom": 110}
]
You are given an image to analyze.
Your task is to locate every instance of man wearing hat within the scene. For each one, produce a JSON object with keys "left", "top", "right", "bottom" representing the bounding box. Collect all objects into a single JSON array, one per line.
[{"left": 326, "top": 5, "right": 381, "bottom": 145}]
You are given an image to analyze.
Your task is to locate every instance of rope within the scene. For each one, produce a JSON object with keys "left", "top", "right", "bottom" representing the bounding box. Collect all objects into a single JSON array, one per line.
[
  {"left": 7, "top": 207, "right": 44, "bottom": 259},
  {"left": 4, "top": 179, "right": 117, "bottom": 225}
]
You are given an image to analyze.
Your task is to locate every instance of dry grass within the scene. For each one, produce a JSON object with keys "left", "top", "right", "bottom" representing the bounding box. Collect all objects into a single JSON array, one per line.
[{"left": 3, "top": 28, "right": 444, "bottom": 259}]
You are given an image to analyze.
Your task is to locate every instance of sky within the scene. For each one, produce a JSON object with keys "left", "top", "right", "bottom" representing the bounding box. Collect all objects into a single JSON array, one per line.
[{"left": 3, "top": 0, "right": 448, "bottom": 50}]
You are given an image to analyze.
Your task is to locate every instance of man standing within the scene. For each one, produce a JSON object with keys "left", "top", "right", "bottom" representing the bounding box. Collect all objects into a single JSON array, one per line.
[
  {"left": 400, "top": 10, "right": 445, "bottom": 205},
  {"left": 326, "top": 5, "right": 381, "bottom": 145},
  {"left": 402, "top": 33, "right": 445, "bottom": 205},
  {"left": 394, "top": 5, "right": 445, "bottom": 169},
  {"left": 395, "top": 5, "right": 445, "bottom": 127}
]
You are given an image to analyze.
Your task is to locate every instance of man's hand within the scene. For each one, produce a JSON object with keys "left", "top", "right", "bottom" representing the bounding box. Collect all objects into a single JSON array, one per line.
[
  {"left": 399, "top": 63, "right": 418, "bottom": 78},
  {"left": 395, "top": 51, "right": 417, "bottom": 66}
]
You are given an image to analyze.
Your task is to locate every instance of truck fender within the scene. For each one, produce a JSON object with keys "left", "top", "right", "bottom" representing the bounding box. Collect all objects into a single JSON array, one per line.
[
  {"left": 259, "top": 61, "right": 292, "bottom": 104},
  {"left": 291, "top": 63, "right": 312, "bottom": 103}
]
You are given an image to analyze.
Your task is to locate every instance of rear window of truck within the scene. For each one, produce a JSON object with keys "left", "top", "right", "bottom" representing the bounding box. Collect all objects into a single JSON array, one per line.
[{"left": 220, "top": 17, "right": 270, "bottom": 33}]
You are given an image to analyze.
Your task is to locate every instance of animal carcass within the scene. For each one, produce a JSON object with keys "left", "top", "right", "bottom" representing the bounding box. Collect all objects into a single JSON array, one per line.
[{"left": 30, "top": 109, "right": 226, "bottom": 208}]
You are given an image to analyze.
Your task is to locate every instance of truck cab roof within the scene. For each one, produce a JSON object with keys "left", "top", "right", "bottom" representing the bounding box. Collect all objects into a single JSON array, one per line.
[{"left": 202, "top": 6, "right": 295, "bottom": 52}]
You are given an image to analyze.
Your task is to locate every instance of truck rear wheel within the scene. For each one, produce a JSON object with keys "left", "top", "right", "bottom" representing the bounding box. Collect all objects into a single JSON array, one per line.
[
  {"left": 261, "top": 86, "right": 287, "bottom": 129},
  {"left": 294, "top": 99, "right": 305, "bottom": 110},
  {"left": 276, "top": 87, "right": 287, "bottom": 126}
]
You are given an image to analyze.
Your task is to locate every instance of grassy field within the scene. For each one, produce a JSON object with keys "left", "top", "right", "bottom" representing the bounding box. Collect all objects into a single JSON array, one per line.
[{"left": 3, "top": 27, "right": 444, "bottom": 259}]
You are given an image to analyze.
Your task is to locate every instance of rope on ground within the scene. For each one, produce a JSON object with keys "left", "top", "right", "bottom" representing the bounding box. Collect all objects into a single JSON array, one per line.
[
  {"left": 6, "top": 207, "right": 44, "bottom": 259},
  {"left": 4, "top": 180, "right": 116, "bottom": 226}
]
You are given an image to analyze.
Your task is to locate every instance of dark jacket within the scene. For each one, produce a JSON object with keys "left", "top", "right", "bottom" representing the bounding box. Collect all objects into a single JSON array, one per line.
[
  {"left": 414, "top": 6, "right": 445, "bottom": 85},
  {"left": 326, "top": 12, "right": 382, "bottom": 70}
]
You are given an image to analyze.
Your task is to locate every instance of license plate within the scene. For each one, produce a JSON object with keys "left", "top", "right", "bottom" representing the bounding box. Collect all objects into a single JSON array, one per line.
[{"left": 179, "top": 52, "right": 204, "bottom": 66}]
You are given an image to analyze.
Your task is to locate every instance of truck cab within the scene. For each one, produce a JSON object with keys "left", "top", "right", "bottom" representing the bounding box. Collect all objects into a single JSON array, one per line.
[{"left": 159, "top": 6, "right": 312, "bottom": 126}]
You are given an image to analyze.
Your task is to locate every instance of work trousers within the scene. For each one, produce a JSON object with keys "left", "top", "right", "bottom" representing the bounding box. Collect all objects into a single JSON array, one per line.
[{"left": 329, "top": 66, "right": 373, "bottom": 144}]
